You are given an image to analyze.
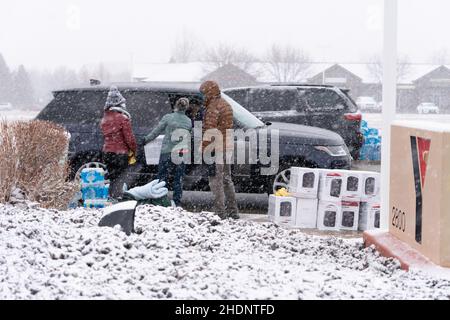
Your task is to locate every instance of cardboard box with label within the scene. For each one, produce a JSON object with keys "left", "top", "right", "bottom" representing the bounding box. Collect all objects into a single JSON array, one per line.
[
  {"left": 390, "top": 121, "right": 450, "bottom": 267},
  {"left": 360, "top": 171, "right": 381, "bottom": 201},
  {"left": 317, "top": 200, "right": 342, "bottom": 231},
  {"left": 340, "top": 199, "right": 360, "bottom": 231},
  {"left": 268, "top": 195, "right": 297, "bottom": 227},
  {"left": 288, "top": 167, "right": 320, "bottom": 199},
  {"left": 317, "top": 170, "right": 344, "bottom": 201},
  {"left": 335, "top": 170, "right": 364, "bottom": 199},
  {"left": 359, "top": 200, "right": 380, "bottom": 231}
]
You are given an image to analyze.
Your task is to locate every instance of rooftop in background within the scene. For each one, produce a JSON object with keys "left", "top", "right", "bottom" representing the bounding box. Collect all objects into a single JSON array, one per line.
[{"left": 132, "top": 62, "right": 206, "bottom": 83}]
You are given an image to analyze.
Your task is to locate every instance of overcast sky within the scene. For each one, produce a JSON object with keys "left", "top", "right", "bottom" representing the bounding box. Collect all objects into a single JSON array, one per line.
[{"left": 0, "top": 0, "right": 449, "bottom": 70}]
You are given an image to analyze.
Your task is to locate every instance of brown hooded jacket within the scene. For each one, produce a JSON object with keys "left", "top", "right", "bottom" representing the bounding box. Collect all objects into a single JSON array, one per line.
[{"left": 200, "top": 80, "right": 234, "bottom": 153}]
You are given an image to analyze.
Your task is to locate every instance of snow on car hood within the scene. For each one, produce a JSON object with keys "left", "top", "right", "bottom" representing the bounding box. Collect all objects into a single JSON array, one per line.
[{"left": 268, "top": 122, "right": 345, "bottom": 146}]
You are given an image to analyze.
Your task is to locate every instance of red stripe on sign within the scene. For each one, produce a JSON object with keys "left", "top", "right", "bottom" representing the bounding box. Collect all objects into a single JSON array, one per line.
[
  {"left": 342, "top": 201, "right": 359, "bottom": 206},
  {"left": 326, "top": 173, "right": 342, "bottom": 177},
  {"left": 417, "top": 137, "right": 431, "bottom": 189}
]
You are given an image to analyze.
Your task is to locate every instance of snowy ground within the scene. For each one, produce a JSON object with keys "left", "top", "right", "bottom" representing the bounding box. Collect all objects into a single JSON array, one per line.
[{"left": 1, "top": 203, "right": 450, "bottom": 300}]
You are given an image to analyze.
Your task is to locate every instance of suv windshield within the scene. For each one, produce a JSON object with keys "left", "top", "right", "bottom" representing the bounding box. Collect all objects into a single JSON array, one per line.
[{"left": 222, "top": 93, "right": 265, "bottom": 129}]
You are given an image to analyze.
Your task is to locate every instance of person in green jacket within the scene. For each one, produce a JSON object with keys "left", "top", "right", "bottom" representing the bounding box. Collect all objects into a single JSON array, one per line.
[{"left": 144, "top": 97, "right": 193, "bottom": 207}]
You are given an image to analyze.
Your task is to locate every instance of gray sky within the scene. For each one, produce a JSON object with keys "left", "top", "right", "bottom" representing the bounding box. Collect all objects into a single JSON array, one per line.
[{"left": 0, "top": 0, "right": 449, "bottom": 70}]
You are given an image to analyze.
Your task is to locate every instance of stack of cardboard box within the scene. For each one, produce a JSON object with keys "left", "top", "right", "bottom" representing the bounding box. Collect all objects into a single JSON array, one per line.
[
  {"left": 268, "top": 167, "right": 381, "bottom": 232},
  {"left": 358, "top": 172, "right": 381, "bottom": 231},
  {"left": 289, "top": 167, "right": 320, "bottom": 229}
]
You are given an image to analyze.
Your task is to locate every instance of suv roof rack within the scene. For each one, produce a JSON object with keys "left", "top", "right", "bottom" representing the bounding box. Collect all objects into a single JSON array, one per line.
[
  {"left": 269, "top": 83, "right": 335, "bottom": 88},
  {"left": 268, "top": 83, "right": 352, "bottom": 93}
]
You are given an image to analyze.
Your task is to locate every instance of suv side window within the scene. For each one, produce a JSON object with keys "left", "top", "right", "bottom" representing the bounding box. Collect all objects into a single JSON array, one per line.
[
  {"left": 38, "top": 91, "right": 105, "bottom": 125},
  {"left": 123, "top": 91, "right": 171, "bottom": 128},
  {"left": 303, "top": 89, "right": 348, "bottom": 112},
  {"left": 250, "top": 88, "right": 298, "bottom": 112},
  {"left": 224, "top": 89, "right": 248, "bottom": 107}
]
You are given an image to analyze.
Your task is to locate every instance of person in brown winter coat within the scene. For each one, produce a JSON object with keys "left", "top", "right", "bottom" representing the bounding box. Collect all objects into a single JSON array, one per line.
[
  {"left": 101, "top": 86, "right": 137, "bottom": 200},
  {"left": 200, "top": 80, "right": 239, "bottom": 219}
]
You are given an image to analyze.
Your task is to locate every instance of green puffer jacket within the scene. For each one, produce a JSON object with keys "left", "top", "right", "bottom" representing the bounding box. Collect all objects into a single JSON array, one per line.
[{"left": 144, "top": 111, "right": 192, "bottom": 154}]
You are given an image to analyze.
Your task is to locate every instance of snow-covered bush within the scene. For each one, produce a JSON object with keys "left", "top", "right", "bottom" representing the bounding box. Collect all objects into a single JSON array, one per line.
[
  {"left": 0, "top": 121, "right": 18, "bottom": 203},
  {"left": 0, "top": 120, "right": 78, "bottom": 209}
]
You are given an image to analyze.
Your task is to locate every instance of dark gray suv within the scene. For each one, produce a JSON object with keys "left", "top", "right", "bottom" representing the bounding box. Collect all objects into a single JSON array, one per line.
[{"left": 223, "top": 84, "right": 364, "bottom": 160}]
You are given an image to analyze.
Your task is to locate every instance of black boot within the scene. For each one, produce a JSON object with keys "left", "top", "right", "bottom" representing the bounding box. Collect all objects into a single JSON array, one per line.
[
  {"left": 217, "top": 212, "right": 228, "bottom": 220},
  {"left": 228, "top": 212, "right": 240, "bottom": 220}
]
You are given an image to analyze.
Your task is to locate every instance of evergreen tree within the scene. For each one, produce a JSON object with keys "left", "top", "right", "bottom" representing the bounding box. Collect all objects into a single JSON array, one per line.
[
  {"left": 13, "top": 65, "right": 34, "bottom": 108},
  {"left": 52, "top": 67, "right": 79, "bottom": 89},
  {"left": 0, "top": 53, "right": 13, "bottom": 103}
]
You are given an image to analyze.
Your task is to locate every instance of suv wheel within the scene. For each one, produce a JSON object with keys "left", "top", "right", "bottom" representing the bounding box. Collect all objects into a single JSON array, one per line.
[
  {"left": 75, "top": 162, "right": 108, "bottom": 181},
  {"left": 269, "top": 168, "right": 291, "bottom": 194}
]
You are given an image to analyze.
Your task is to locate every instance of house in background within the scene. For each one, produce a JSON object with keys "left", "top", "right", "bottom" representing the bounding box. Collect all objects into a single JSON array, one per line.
[
  {"left": 201, "top": 64, "right": 258, "bottom": 88},
  {"left": 307, "top": 64, "right": 371, "bottom": 100},
  {"left": 410, "top": 65, "right": 450, "bottom": 113}
]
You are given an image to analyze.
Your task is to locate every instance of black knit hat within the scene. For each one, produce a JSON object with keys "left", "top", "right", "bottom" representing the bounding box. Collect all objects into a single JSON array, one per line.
[{"left": 174, "top": 97, "right": 189, "bottom": 112}]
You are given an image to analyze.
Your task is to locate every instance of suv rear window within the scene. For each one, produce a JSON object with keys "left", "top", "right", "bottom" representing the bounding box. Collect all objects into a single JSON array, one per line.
[
  {"left": 38, "top": 90, "right": 172, "bottom": 128},
  {"left": 301, "top": 89, "right": 348, "bottom": 112},
  {"left": 38, "top": 91, "right": 106, "bottom": 125},
  {"left": 249, "top": 88, "right": 298, "bottom": 112}
]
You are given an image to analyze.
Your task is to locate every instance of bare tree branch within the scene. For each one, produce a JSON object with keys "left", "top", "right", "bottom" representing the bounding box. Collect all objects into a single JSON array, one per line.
[
  {"left": 430, "top": 48, "right": 449, "bottom": 65},
  {"left": 200, "top": 43, "right": 258, "bottom": 74},
  {"left": 366, "top": 54, "right": 411, "bottom": 83},
  {"left": 264, "top": 44, "right": 310, "bottom": 82},
  {"left": 170, "top": 29, "right": 199, "bottom": 63}
]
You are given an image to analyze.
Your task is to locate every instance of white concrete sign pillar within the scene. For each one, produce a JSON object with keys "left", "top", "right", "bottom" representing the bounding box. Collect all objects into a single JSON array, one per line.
[{"left": 381, "top": 0, "right": 398, "bottom": 230}]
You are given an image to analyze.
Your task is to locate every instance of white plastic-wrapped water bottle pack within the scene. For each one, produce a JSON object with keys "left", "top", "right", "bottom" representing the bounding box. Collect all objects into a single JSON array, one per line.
[{"left": 80, "top": 168, "right": 109, "bottom": 208}]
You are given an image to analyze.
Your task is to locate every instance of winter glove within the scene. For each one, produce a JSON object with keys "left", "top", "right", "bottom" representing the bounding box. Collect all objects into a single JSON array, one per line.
[
  {"left": 124, "top": 179, "right": 168, "bottom": 200},
  {"left": 128, "top": 151, "right": 137, "bottom": 165}
]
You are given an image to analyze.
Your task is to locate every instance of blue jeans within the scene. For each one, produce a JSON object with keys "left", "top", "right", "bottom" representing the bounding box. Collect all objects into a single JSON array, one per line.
[{"left": 157, "top": 153, "right": 186, "bottom": 206}]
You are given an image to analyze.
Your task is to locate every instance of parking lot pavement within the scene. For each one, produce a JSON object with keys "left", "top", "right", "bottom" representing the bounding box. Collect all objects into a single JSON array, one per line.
[
  {"left": 352, "top": 160, "right": 381, "bottom": 172},
  {"left": 181, "top": 191, "right": 269, "bottom": 214}
]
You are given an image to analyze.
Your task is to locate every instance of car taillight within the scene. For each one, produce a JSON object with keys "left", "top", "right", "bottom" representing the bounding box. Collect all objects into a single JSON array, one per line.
[{"left": 344, "top": 113, "right": 362, "bottom": 121}]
